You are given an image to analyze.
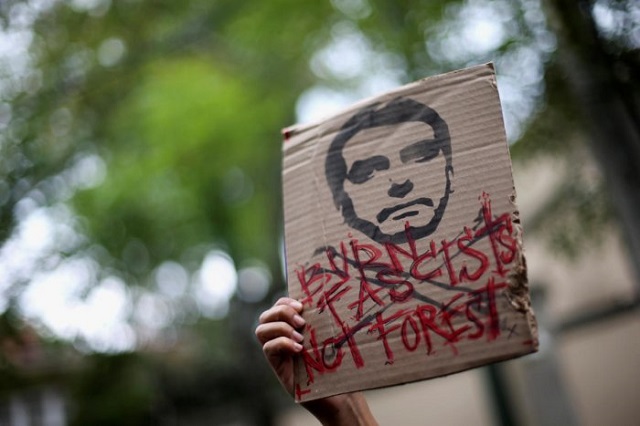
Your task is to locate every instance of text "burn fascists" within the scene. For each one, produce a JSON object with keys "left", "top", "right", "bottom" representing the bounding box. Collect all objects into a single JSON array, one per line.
[{"left": 293, "top": 192, "right": 521, "bottom": 398}]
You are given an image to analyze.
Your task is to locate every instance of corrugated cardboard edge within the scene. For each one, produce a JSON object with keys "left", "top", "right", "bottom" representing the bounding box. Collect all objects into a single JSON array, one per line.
[{"left": 505, "top": 190, "right": 539, "bottom": 349}]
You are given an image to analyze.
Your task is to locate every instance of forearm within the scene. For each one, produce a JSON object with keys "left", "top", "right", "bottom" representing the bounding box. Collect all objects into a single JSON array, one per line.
[{"left": 302, "top": 392, "right": 378, "bottom": 426}]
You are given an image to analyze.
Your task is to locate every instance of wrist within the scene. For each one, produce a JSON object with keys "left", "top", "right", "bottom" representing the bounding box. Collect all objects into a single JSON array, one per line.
[{"left": 302, "top": 392, "right": 378, "bottom": 426}]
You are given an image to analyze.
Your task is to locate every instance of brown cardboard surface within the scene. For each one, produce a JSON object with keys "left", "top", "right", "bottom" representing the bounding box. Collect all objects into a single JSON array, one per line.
[{"left": 281, "top": 63, "right": 538, "bottom": 402}]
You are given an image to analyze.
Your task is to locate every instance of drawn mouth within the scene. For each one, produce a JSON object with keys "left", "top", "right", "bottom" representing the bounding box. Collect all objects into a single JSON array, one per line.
[
  {"left": 391, "top": 210, "right": 419, "bottom": 221},
  {"left": 377, "top": 197, "right": 434, "bottom": 223}
]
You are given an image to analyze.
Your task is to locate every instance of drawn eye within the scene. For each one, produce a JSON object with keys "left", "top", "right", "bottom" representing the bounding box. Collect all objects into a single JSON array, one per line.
[
  {"left": 414, "top": 145, "right": 440, "bottom": 163},
  {"left": 400, "top": 139, "right": 442, "bottom": 164},
  {"left": 347, "top": 156, "right": 389, "bottom": 184}
]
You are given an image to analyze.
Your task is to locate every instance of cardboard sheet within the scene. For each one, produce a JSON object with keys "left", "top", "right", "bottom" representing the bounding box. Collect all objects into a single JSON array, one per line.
[{"left": 281, "top": 63, "right": 538, "bottom": 402}]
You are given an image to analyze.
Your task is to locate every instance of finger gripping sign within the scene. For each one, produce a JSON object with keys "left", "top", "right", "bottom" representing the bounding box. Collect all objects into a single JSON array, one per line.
[{"left": 281, "top": 63, "right": 538, "bottom": 402}]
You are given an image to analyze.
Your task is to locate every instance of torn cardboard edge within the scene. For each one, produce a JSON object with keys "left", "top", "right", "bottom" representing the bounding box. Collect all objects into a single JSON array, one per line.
[{"left": 281, "top": 62, "right": 538, "bottom": 402}]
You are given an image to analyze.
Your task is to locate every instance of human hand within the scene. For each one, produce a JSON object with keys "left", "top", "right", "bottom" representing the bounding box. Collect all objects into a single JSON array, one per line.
[
  {"left": 255, "top": 296, "right": 305, "bottom": 396},
  {"left": 255, "top": 297, "right": 378, "bottom": 425}
]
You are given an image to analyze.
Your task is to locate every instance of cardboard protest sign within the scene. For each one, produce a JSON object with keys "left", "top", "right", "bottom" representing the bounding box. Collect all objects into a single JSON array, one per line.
[{"left": 281, "top": 63, "right": 538, "bottom": 402}]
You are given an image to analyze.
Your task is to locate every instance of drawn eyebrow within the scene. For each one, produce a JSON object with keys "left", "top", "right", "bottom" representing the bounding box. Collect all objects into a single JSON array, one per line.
[
  {"left": 347, "top": 155, "right": 389, "bottom": 184},
  {"left": 399, "top": 139, "right": 441, "bottom": 164}
]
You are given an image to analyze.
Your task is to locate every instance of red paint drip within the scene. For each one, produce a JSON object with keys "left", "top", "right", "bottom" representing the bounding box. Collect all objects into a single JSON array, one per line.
[
  {"left": 295, "top": 384, "right": 311, "bottom": 400},
  {"left": 282, "top": 129, "right": 292, "bottom": 143}
]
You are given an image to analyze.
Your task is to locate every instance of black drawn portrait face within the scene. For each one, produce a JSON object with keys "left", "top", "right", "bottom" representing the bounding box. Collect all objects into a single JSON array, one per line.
[{"left": 326, "top": 98, "right": 453, "bottom": 244}]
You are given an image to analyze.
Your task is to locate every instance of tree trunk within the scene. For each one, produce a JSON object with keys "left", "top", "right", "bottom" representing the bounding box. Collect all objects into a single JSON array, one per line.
[{"left": 543, "top": 0, "right": 640, "bottom": 288}]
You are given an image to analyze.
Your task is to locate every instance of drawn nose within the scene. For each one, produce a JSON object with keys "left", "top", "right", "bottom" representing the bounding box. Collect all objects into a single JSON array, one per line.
[{"left": 388, "top": 179, "right": 414, "bottom": 198}]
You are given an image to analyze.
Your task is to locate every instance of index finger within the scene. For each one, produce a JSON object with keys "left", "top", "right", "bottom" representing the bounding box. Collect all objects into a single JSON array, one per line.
[
  {"left": 274, "top": 297, "right": 303, "bottom": 311},
  {"left": 258, "top": 298, "right": 305, "bottom": 328}
]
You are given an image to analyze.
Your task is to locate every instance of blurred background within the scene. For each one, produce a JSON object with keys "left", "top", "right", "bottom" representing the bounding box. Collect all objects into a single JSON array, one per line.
[{"left": 0, "top": 0, "right": 638, "bottom": 425}]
